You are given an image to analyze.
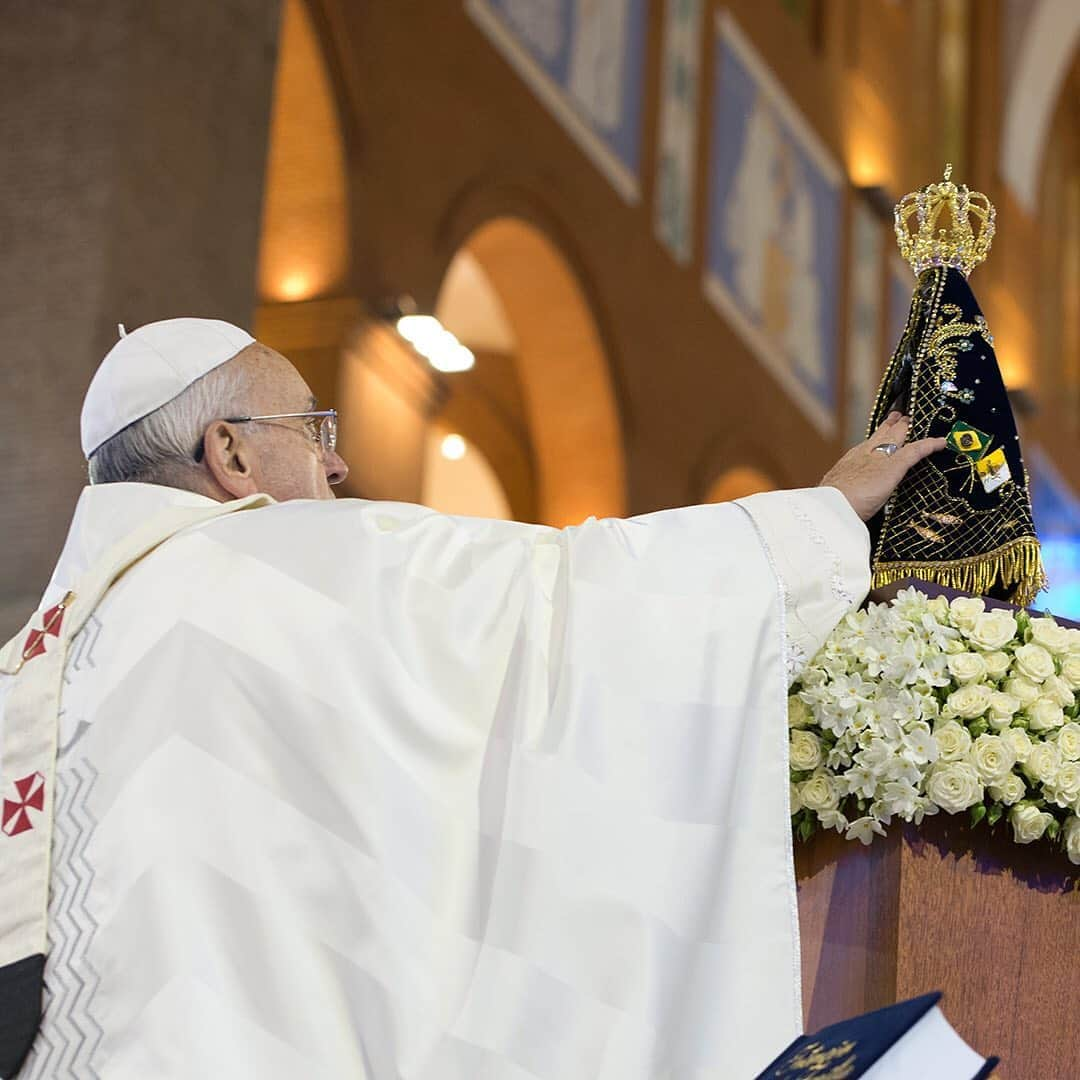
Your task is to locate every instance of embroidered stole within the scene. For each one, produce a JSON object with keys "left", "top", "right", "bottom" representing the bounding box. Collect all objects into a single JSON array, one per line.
[{"left": 0, "top": 494, "right": 272, "bottom": 1078}]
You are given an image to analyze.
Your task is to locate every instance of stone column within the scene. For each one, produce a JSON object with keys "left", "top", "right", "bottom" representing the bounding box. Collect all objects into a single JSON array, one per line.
[{"left": 0, "top": 0, "right": 280, "bottom": 638}]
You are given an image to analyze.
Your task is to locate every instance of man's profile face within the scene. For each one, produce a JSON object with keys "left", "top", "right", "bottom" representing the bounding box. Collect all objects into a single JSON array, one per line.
[{"left": 233, "top": 344, "right": 349, "bottom": 501}]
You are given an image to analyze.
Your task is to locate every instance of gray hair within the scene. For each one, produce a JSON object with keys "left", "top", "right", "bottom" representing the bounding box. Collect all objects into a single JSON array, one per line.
[{"left": 88, "top": 359, "right": 255, "bottom": 486}]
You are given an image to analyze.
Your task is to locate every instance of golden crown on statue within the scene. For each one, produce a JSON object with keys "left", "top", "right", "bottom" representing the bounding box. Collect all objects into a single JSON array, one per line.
[{"left": 893, "top": 164, "right": 996, "bottom": 277}]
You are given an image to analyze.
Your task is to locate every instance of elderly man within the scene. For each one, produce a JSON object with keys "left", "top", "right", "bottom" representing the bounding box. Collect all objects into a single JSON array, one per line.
[{"left": 0, "top": 319, "right": 942, "bottom": 1079}]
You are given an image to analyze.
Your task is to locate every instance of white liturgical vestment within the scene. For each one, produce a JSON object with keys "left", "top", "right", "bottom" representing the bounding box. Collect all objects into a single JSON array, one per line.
[{"left": 1, "top": 482, "right": 869, "bottom": 1079}]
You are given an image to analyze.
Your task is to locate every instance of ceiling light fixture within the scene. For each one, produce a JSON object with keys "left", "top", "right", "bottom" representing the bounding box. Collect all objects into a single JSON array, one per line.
[
  {"left": 395, "top": 314, "right": 475, "bottom": 373},
  {"left": 440, "top": 433, "right": 467, "bottom": 460}
]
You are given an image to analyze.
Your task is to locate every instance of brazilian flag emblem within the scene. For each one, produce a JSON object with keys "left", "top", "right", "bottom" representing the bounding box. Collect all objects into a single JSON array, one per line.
[{"left": 945, "top": 421, "right": 991, "bottom": 461}]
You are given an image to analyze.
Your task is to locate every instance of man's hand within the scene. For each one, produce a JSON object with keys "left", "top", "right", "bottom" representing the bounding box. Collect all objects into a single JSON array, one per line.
[{"left": 820, "top": 412, "right": 947, "bottom": 522}]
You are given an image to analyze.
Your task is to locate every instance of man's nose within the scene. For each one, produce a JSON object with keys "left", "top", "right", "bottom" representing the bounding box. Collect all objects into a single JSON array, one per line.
[{"left": 324, "top": 449, "right": 349, "bottom": 486}]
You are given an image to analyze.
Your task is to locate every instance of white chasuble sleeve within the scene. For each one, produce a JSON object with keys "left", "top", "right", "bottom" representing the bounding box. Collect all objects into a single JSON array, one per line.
[
  {"left": 539, "top": 503, "right": 811, "bottom": 1076},
  {"left": 736, "top": 487, "right": 871, "bottom": 683}
]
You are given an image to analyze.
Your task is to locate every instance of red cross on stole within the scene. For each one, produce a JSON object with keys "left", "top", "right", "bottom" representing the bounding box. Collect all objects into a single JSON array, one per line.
[{"left": 1, "top": 772, "right": 46, "bottom": 837}]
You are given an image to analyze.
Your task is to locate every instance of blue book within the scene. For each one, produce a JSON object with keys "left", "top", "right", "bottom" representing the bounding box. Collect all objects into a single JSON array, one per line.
[{"left": 755, "top": 993, "right": 999, "bottom": 1079}]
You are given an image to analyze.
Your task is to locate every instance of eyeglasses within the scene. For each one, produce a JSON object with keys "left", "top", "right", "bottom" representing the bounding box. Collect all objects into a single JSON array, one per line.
[
  {"left": 227, "top": 409, "right": 338, "bottom": 453},
  {"left": 193, "top": 409, "right": 338, "bottom": 462}
]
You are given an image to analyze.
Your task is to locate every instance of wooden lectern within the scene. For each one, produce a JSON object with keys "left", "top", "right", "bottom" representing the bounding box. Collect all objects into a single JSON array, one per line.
[{"left": 795, "top": 586, "right": 1080, "bottom": 1079}]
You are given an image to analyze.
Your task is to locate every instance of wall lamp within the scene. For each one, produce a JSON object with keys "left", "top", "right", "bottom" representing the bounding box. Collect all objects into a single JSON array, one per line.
[
  {"left": 376, "top": 295, "right": 475, "bottom": 374},
  {"left": 856, "top": 185, "right": 896, "bottom": 222}
]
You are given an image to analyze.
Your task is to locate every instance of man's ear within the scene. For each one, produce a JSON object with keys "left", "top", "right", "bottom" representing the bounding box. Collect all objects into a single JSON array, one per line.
[{"left": 202, "top": 421, "right": 259, "bottom": 499}]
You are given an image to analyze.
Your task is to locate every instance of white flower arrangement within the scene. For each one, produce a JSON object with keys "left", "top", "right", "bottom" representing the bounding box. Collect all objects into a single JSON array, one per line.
[{"left": 789, "top": 588, "right": 1080, "bottom": 864}]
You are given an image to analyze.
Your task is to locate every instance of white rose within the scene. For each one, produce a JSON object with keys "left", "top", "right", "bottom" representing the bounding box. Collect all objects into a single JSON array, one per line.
[
  {"left": 790, "top": 730, "right": 823, "bottom": 771},
  {"left": 1004, "top": 676, "right": 1041, "bottom": 707},
  {"left": 944, "top": 684, "right": 992, "bottom": 721},
  {"left": 927, "top": 595, "right": 950, "bottom": 621},
  {"left": 988, "top": 773, "right": 1027, "bottom": 805},
  {"left": 1029, "top": 618, "right": 1072, "bottom": 655},
  {"left": 1001, "top": 727, "right": 1034, "bottom": 764},
  {"left": 934, "top": 719, "right": 973, "bottom": 760},
  {"left": 1009, "top": 804, "right": 1054, "bottom": 844},
  {"left": 816, "top": 808, "right": 849, "bottom": 833},
  {"left": 968, "top": 610, "right": 1018, "bottom": 651},
  {"left": 1060, "top": 655, "right": 1080, "bottom": 691},
  {"left": 926, "top": 762, "right": 984, "bottom": 814},
  {"left": 800, "top": 772, "right": 840, "bottom": 812},
  {"left": 1056, "top": 722, "right": 1080, "bottom": 762},
  {"left": 949, "top": 596, "right": 985, "bottom": 631},
  {"left": 1066, "top": 628, "right": 1080, "bottom": 655},
  {"left": 788, "top": 696, "right": 813, "bottom": 729},
  {"left": 983, "top": 651, "right": 1012, "bottom": 680},
  {"left": 1023, "top": 742, "right": 1063, "bottom": 785},
  {"left": 1026, "top": 697, "right": 1065, "bottom": 733},
  {"left": 946, "top": 652, "right": 988, "bottom": 685},
  {"left": 1064, "top": 816, "right": 1080, "bottom": 866},
  {"left": 919, "top": 692, "right": 942, "bottom": 722},
  {"left": 1013, "top": 643, "right": 1056, "bottom": 683},
  {"left": 987, "top": 692, "right": 1021, "bottom": 728},
  {"left": 1042, "top": 674, "right": 1076, "bottom": 709},
  {"left": 971, "top": 733, "right": 1017, "bottom": 784},
  {"left": 1047, "top": 762, "right": 1080, "bottom": 808}
]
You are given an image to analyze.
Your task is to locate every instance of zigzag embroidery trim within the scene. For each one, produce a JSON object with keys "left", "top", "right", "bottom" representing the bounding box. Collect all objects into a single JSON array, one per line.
[{"left": 21, "top": 758, "right": 104, "bottom": 1079}]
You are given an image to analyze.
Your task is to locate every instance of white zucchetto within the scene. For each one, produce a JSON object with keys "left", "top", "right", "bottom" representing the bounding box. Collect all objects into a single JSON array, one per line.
[{"left": 80, "top": 318, "right": 255, "bottom": 459}]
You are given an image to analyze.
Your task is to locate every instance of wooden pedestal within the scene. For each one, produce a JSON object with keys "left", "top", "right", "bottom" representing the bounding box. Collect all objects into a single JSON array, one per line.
[{"left": 796, "top": 816, "right": 1080, "bottom": 1078}]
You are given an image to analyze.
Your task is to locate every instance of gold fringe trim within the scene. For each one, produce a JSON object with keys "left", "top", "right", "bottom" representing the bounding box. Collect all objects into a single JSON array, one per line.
[{"left": 872, "top": 537, "right": 1047, "bottom": 609}]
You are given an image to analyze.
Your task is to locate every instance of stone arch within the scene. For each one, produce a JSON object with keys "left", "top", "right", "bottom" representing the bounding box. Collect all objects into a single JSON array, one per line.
[
  {"left": 691, "top": 427, "right": 789, "bottom": 507},
  {"left": 449, "top": 216, "right": 627, "bottom": 526},
  {"left": 433, "top": 248, "right": 537, "bottom": 521},
  {"left": 1000, "top": 1, "right": 1080, "bottom": 213},
  {"left": 257, "top": 0, "right": 350, "bottom": 303}
]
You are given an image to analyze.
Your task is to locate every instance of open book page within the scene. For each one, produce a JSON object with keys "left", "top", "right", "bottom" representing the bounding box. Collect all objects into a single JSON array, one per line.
[{"left": 861, "top": 1006, "right": 988, "bottom": 1079}]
